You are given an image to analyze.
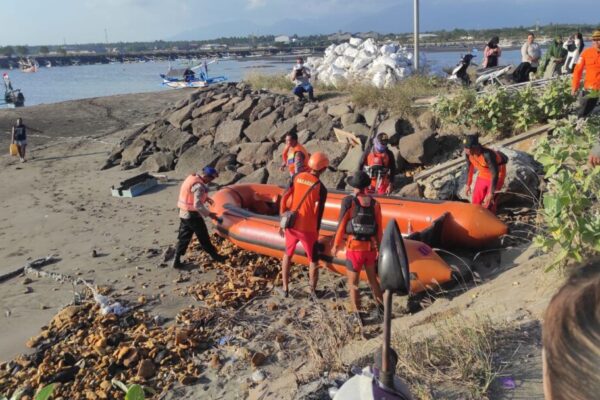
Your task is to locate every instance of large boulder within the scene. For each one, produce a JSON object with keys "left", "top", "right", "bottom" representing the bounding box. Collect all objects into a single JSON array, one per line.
[
  {"left": 214, "top": 120, "right": 246, "bottom": 146},
  {"left": 156, "top": 126, "right": 197, "bottom": 155},
  {"left": 232, "top": 97, "right": 257, "bottom": 120},
  {"left": 167, "top": 102, "right": 196, "bottom": 128},
  {"left": 249, "top": 97, "right": 276, "bottom": 121},
  {"left": 341, "top": 113, "right": 362, "bottom": 129},
  {"left": 244, "top": 112, "right": 280, "bottom": 142},
  {"left": 266, "top": 161, "right": 291, "bottom": 186},
  {"left": 297, "top": 113, "right": 335, "bottom": 140},
  {"left": 343, "top": 123, "right": 371, "bottom": 140},
  {"left": 327, "top": 104, "right": 352, "bottom": 118},
  {"left": 337, "top": 145, "right": 364, "bottom": 172},
  {"left": 398, "top": 131, "right": 439, "bottom": 164},
  {"left": 362, "top": 108, "right": 379, "bottom": 127},
  {"left": 120, "top": 137, "right": 149, "bottom": 168},
  {"left": 192, "top": 112, "right": 224, "bottom": 137},
  {"left": 215, "top": 153, "right": 238, "bottom": 172},
  {"left": 320, "top": 170, "right": 348, "bottom": 190},
  {"left": 268, "top": 118, "right": 297, "bottom": 142},
  {"left": 238, "top": 167, "right": 269, "bottom": 184},
  {"left": 396, "top": 182, "right": 423, "bottom": 198},
  {"left": 237, "top": 143, "right": 276, "bottom": 165},
  {"left": 214, "top": 170, "right": 242, "bottom": 186},
  {"left": 283, "top": 102, "right": 304, "bottom": 119},
  {"left": 304, "top": 140, "right": 349, "bottom": 168},
  {"left": 175, "top": 144, "right": 223, "bottom": 177},
  {"left": 378, "top": 117, "right": 413, "bottom": 144},
  {"left": 140, "top": 152, "right": 175, "bottom": 173},
  {"left": 192, "top": 98, "right": 230, "bottom": 118}
]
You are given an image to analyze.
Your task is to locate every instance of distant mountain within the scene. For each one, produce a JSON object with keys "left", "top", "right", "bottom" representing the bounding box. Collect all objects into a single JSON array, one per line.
[{"left": 172, "top": 0, "right": 598, "bottom": 41}]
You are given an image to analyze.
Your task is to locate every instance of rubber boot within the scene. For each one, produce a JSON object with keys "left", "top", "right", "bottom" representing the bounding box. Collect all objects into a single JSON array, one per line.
[{"left": 171, "top": 255, "right": 183, "bottom": 269}]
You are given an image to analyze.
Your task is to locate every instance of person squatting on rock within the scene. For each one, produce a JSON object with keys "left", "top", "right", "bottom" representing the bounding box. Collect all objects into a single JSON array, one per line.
[
  {"left": 463, "top": 135, "right": 507, "bottom": 213},
  {"left": 290, "top": 57, "right": 315, "bottom": 102},
  {"left": 279, "top": 152, "right": 329, "bottom": 297},
  {"left": 542, "top": 261, "right": 600, "bottom": 400},
  {"left": 11, "top": 117, "right": 28, "bottom": 163},
  {"left": 172, "top": 166, "right": 227, "bottom": 269},
  {"left": 332, "top": 170, "right": 384, "bottom": 312},
  {"left": 360, "top": 132, "right": 397, "bottom": 195},
  {"left": 571, "top": 29, "right": 600, "bottom": 118},
  {"left": 513, "top": 32, "right": 541, "bottom": 83},
  {"left": 280, "top": 131, "right": 310, "bottom": 177}
]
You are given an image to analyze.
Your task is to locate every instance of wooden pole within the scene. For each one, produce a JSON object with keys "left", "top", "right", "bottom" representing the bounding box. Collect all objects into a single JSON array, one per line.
[{"left": 414, "top": 0, "right": 420, "bottom": 72}]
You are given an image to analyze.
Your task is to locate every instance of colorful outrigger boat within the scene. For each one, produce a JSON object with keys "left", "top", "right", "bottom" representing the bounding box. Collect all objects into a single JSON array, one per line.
[{"left": 160, "top": 60, "right": 227, "bottom": 88}]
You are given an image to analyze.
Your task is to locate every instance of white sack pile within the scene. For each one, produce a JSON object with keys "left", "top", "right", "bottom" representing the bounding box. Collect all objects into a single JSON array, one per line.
[{"left": 307, "top": 38, "right": 425, "bottom": 88}]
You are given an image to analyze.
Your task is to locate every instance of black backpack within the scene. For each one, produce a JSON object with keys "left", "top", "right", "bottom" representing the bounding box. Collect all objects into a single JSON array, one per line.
[{"left": 346, "top": 197, "right": 377, "bottom": 240}]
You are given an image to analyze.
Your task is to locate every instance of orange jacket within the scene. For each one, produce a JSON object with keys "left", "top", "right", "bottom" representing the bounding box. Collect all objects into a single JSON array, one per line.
[
  {"left": 177, "top": 175, "right": 207, "bottom": 211},
  {"left": 281, "top": 143, "right": 309, "bottom": 175},
  {"left": 280, "top": 171, "right": 327, "bottom": 233},
  {"left": 467, "top": 149, "right": 507, "bottom": 186},
  {"left": 333, "top": 195, "right": 383, "bottom": 251},
  {"left": 572, "top": 47, "right": 600, "bottom": 91}
]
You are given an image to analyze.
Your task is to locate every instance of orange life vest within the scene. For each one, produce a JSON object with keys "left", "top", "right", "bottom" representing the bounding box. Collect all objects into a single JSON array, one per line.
[
  {"left": 366, "top": 151, "right": 391, "bottom": 169},
  {"left": 283, "top": 143, "right": 309, "bottom": 174},
  {"left": 286, "top": 172, "right": 322, "bottom": 232},
  {"left": 177, "top": 175, "right": 207, "bottom": 211},
  {"left": 468, "top": 150, "right": 507, "bottom": 181}
]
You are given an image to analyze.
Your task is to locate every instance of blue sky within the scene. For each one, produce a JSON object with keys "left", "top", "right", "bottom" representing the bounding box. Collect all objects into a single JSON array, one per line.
[{"left": 2, "top": 0, "right": 598, "bottom": 45}]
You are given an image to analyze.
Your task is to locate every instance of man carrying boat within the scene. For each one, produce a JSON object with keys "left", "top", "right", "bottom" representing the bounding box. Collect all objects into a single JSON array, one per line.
[
  {"left": 172, "top": 166, "right": 227, "bottom": 269},
  {"left": 463, "top": 135, "right": 507, "bottom": 213},
  {"left": 571, "top": 30, "right": 600, "bottom": 118},
  {"left": 290, "top": 57, "right": 315, "bottom": 102},
  {"left": 332, "top": 170, "right": 384, "bottom": 312},
  {"left": 280, "top": 132, "right": 310, "bottom": 177},
  {"left": 360, "top": 132, "right": 396, "bottom": 195},
  {"left": 279, "top": 152, "right": 329, "bottom": 297}
]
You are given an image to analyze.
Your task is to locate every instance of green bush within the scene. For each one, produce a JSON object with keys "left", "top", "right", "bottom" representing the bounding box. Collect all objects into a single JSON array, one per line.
[
  {"left": 534, "top": 117, "right": 600, "bottom": 268},
  {"left": 244, "top": 71, "right": 295, "bottom": 91}
]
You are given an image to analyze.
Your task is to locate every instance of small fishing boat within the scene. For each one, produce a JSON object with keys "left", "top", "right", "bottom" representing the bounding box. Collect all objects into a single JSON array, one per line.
[
  {"left": 209, "top": 184, "right": 508, "bottom": 293},
  {"left": 160, "top": 60, "right": 227, "bottom": 89}
]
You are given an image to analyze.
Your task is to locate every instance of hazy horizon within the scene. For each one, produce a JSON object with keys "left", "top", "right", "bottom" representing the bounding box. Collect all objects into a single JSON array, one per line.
[{"left": 2, "top": 0, "right": 598, "bottom": 47}]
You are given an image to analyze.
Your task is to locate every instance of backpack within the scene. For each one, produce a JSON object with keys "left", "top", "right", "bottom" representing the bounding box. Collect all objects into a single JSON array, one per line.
[{"left": 347, "top": 197, "right": 377, "bottom": 240}]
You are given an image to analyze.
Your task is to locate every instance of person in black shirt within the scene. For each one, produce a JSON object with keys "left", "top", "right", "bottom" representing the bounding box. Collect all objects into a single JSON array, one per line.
[{"left": 11, "top": 118, "right": 28, "bottom": 163}]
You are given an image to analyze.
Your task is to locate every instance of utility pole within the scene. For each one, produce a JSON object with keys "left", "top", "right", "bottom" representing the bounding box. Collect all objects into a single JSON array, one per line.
[
  {"left": 105, "top": 28, "right": 109, "bottom": 44},
  {"left": 413, "top": 0, "right": 420, "bottom": 72}
]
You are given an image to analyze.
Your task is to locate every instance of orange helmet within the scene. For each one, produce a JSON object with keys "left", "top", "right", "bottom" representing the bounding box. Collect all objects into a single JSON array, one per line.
[{"left": 308, "top": 152, "right": 329, "bottom": 171}]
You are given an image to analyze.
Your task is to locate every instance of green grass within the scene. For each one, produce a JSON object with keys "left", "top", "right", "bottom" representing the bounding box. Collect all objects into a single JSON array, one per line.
[{"left": 244, "top": 70, "right": 295, "bottom": 91}]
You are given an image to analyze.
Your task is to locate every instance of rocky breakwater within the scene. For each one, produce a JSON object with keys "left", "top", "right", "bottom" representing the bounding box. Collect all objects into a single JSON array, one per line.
[
  {"left": 307, "top": 37, "right": 426, "bottom": 88},
  {"left": 103, "top": 82, "right": 449, "bottom": 195}
]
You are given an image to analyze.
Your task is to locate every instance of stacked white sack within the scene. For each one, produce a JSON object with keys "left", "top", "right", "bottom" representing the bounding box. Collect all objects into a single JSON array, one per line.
[{"left": 306, "top": 38, "right": 426, "bottom": 88}]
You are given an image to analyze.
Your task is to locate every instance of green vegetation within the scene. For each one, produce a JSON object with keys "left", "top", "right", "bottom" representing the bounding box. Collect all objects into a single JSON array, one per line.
[
  {"left": 1, "top": 384, "right": 56, "bottom": 400},
  {"left": 112, "top": 380, "right": 155, "bottom": 400},
  {"left": 434, "top": 77, "right": 575, "bottom": 137},
  {"left": 392, "top": 316, "right": 505, "bottom": 399},
  {"left": 534, "top": 117, "right": 600, "bottom": 269},
  {"left": 244, "top": 71, "right": 295, "bottom": 91}
]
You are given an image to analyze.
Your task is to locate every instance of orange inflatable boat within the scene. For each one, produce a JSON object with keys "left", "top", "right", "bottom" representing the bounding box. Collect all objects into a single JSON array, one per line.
[{"left": 208, "top": 184, "right": 506, "bottom": 293}]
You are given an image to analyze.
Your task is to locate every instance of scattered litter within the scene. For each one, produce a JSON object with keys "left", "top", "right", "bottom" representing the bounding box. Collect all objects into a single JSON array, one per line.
[
  {"left": 218, "top": 335, "right": 234, "bottom": 346},
  {"left": 500, "top": 377, "right": 516, "bottom": 390},
  {"left": 111, "top": 172, "right": 158, "bottom": 198},
  {"left": 251, "top": 369, "right": 266, "bottom": 383}
]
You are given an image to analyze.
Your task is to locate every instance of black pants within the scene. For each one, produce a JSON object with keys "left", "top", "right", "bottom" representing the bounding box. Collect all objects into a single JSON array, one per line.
[
  {"left": 175, "top": 213, "right": 218, "bottom": 258},
  {"left": 578, "top": 92, "right": 599, "bottom": 118}
]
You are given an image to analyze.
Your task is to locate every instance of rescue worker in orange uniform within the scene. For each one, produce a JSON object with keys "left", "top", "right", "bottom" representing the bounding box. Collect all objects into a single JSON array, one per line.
[
  {"left": 280, "top": 132, "right": 310, "bottom": 177},
  {"left": 463, "top": 135, "right": 508, "bottom": 213},
  {"left": 360, "top": 132, "right": 397, "bottom": 195},
  {"left": 332, "top": 170, "right": 384, "bottom": 312},
  {"left": 172, "top": 166, "right": 227, "bottom": 269},
  {"left": 571, "top": 30, "right": 600, "bottom": 118},
  {"left": 279, "top": 152, "right": 329, "bottom": 297}
]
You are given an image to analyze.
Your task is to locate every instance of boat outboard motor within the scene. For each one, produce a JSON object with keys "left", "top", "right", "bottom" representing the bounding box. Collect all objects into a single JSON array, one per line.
[
  {"left": 450, "top": 52, "right": 476, "bottom": 86},
  {"left": 333, "top": 220, "right": 412, "bottom": 400}
]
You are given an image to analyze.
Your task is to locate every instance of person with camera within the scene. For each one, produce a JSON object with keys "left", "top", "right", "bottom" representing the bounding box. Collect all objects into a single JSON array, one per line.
[
  {"left": 290, "top": 57, "right": 315, "bottom": 102},
  {"left": 278, "top": 152, "right": 329, "bottom": 297}
]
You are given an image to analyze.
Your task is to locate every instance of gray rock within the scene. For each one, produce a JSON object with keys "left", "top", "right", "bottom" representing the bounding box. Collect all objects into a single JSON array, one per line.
[
  {"left": 496, "top": 147, "right": 542, "bottom": 207},
  {"left": 398, "top": 131, "right": 439, "bottom": 164},
  {"left": 214, "top": 120, "right": 246, "bottom": 146},
  {"left": 215, "top": 153, "right": 238, "bottom": 172},
  {"left": 237, "top": 143, "right": 276, "bottom": 165},
  {"left": 237, "top": 164, "right": 257, "bottom": 176},
  {"left": 341, "top": 112, "right": 361, "bottom": 128},
  {"left": 192, "top": 98, "right": 230, "bottom": 118},
  {"left": 389, "top": 146, "right": 408, "bottom": 172},
  {"left": 273, "top": 142, "right": 286, "bottom": 164},
  {"left": 378, "top": 117, "right": 414, "bottom": 142},
  {"left": 268, "top": 118, "right": 297, "bottom": 142},
  {"left": 213, "top": 93, "right": 230, "bottom": 100},
  {"left": 257, "top": 106, "right": 274, "bottom": 120},
  {"left": 415, "top": 110, "right": 439, "bottom": 131},
  {"left": 320, "top": 170, "right": 347, "bottom": 190},
  {"left": 302, "top": 103, "right": 319, "bottom": 115},
  {"left": 250, "top": 97, "right": 276, "bottom": 121},
  {"left": 327, "top": 104, "right": 352, "bottom": 117},
  {"left": 167, "top": 102, "right": 196, "bottom": 129},
  {"left": 305, "top": 140, "right": 349, "bottom": 168},
  {"left": 238, "top": 167, "right": 269, "bottom": 184},
  {"left": 174, "top": 98, "right": 189, "bottom": 110},
  {"left": 232, "top": 97, "right": 257, "bottom": 120},
  {"left": 297, "top": 129, "right": 313, "bottom": 144},
  {"left": 140, "top": 152, "right": 175, "bottom": 173},
  {"left": 362, "top": 108, "right": 379, "bottom": 127},
  {"left": 337, "top": 145, "right": 364, "bottom": 172},
  {"left": 343, "top": 123, "right": 371, "bottom": 140},
  {"left": 156, "top": 126, "right": 198, "bottom": 155},
  {"left": 297, "top": 114, "right": 335, "bottom": 140},
  {"left": 397, "top": 182, "right": 423, "bottom": 198},
  {"left": 283, "top": 102, "right": 304, "bottom": 119},
  {"left": 175, "top": 143, "right": 223, "bottom": 177},
  {"left": 181, "top": 119, "right": 193, "bottom": 133},
  {"left": 192, "top": 112, "right": 224, "bottom": 137},
  {"left": 214, "top": 170, "right": 242, "bottom": 186},
  {"left": 244, "top": 112, "right": 279, "bottom": 142},
  {"left": 197, "top": 135, "right": 213, "bottom": 147},
  {"left": 266, "top": 161, "right": 291, "bottom": 186},
  {"left": 222, "top": 96, "right": 242, "bottom": 113},
  {"left": 139, "top": 122, "right": 169, "bottom": 143},
  {"left": 121, "top": 137, "right": 148, "bottom": 167}
]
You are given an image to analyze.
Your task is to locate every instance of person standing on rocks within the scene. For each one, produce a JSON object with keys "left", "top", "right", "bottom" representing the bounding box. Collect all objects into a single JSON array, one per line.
[
  {"left": 172, "top": 166, "right": 227, "bottom": 269},
  {"left": 280, "top": 132, "right": 310, "bottom": 177},
  {"left": 11, "top": 118, "right": 28, "bottom": 163},
  {"left": 279, "top": 152, "right": 329, "bottom": 297},
  {"left": 290, "top": 57, "right": 315, "bottom": 102},
  {"left": 360, "top": 132, "right": 396, "bottom": 195},
  {"left": 571, "top": 30, "right": 600, "bottom": 118},
  {"left": 332, "top": 170, "right": 384, "bottom": 312},
  {"left": 463, "top": 135, "right": 507, "bottom": 213}
]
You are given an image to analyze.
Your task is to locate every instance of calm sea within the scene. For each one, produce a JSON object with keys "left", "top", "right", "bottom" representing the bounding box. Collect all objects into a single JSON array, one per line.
[{"left": 1, "top": 49, "right": 522, "bottom": 107}]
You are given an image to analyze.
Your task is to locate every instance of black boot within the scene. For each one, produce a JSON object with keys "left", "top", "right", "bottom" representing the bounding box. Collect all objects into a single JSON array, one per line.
[
  {"left": 210, "top": 253, "right": 227, "bottom": 263},
  {"left": 171, "top": 255, "right": 183, "bottom": 269}
]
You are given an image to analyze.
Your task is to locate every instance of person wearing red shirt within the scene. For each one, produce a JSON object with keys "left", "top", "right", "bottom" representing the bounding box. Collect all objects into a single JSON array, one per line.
[
  {"left": 571, "top": 30, "right": 600, "bottom": 118},
  {"left": 360, "top": 132, "right": 397, "bottom": 195}
]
